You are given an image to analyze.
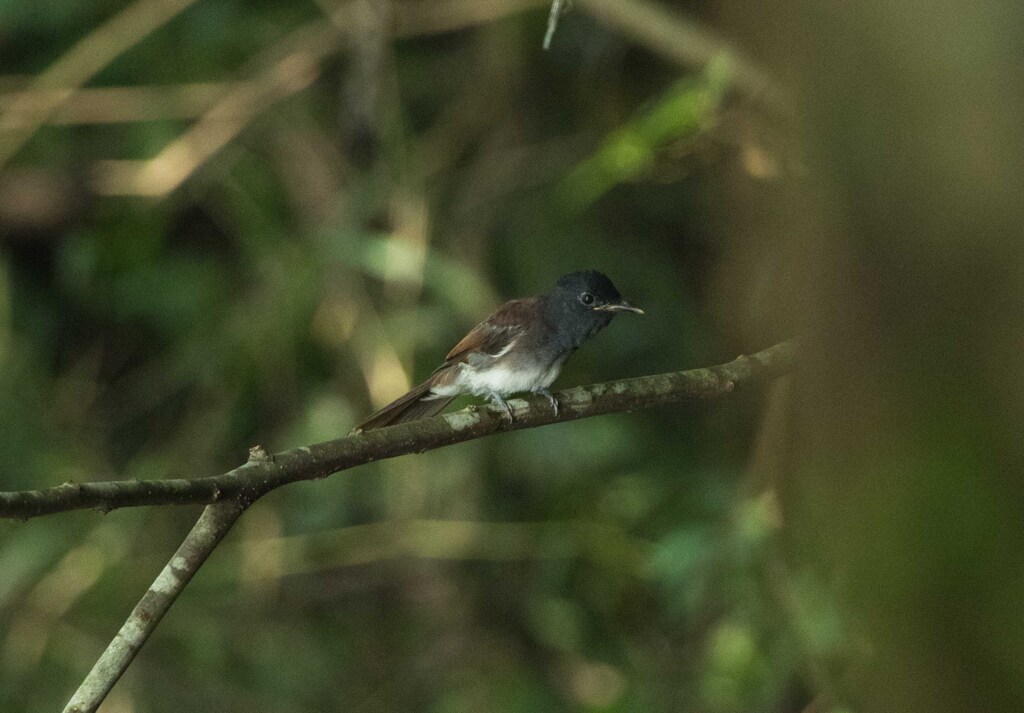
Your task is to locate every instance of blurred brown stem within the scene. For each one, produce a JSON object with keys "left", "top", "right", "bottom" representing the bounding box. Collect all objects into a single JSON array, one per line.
[
  {"left": 0, "top": 83, "right": 230, "bottom": 127},
  {"left": 0, "top": 0, "right": 204, "bottom": 168},
  {"left": 0, "top": 340, "right": 796, "bottom": 521},
  {"left": 87, "top": 0, "right": 548, "bottom": 197}
]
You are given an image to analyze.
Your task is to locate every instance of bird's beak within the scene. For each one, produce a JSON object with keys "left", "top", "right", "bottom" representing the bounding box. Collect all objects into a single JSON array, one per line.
[{"left": 599, "top": 299, "right": 644, "bottom": 315}]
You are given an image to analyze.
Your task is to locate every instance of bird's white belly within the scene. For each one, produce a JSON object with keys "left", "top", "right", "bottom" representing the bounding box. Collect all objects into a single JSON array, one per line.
[{"left": 431, "top": 361, "right": 562, "bottom": 398}]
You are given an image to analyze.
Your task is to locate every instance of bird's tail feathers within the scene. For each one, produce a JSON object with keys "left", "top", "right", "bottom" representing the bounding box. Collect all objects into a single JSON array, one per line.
[{"left": 352, "top": 376, "right": 456, "bottom": 432}]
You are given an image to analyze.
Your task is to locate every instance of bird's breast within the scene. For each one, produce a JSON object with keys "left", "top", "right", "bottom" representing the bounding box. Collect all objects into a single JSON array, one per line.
[{"left": 437, "top": 356, "right": 562, "bottom": 397}]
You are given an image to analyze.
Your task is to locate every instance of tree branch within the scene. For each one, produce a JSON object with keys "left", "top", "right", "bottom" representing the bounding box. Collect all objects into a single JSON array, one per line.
[
  {"left": 0, "top": 340, "right": 796, "bottom": 521},
  {"left": 62, "top": 499, "right": 248, "bottom": 713},
  {"left": 56, "top": 340, "right": 794, "bottom": 712}
]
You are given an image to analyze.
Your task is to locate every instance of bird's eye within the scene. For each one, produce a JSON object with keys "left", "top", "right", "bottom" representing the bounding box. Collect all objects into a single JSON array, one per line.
[{"left": 579, "top": 292, "right": 595, "bottom": 306}]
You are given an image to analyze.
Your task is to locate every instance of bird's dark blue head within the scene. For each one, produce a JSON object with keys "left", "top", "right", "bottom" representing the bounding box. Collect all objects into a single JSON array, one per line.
[{"left": 544, "top": 270, "right": 643, "bottom": 349}]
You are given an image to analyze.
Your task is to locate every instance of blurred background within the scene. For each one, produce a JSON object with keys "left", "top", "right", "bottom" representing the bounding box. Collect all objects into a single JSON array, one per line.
[{"left": 1, "top": 0, "right": 1022, "bottom": 711}]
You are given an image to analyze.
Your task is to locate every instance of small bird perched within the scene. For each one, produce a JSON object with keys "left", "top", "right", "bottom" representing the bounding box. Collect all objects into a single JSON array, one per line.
[{"left": 353, "top": 270, "right": 643, "bottom": 432}]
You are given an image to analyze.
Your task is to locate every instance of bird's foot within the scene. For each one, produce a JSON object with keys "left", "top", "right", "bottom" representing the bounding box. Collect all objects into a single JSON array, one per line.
[
  {"left": 489, "top": 393, "right": 515, "bottom": 424},
  {"left": 537, "top": 388, "right": 559, "bottom": 416}
]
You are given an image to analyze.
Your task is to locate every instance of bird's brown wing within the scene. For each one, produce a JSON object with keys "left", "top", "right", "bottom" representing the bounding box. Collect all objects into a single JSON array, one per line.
[
  {"left": 441, "top": 297, "right": 537, "bottom": 366},
  {"left": 352, "top": 298, "right": 538, "bottom": 432}
]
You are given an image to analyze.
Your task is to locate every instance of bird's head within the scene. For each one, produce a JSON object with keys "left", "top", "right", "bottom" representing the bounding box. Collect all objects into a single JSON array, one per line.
[
  {"left": 546, "top": 270, "right": 643, "bottom": 347},
  {"left": 553, "top": 269, "right": 644, "bottom": 316}
]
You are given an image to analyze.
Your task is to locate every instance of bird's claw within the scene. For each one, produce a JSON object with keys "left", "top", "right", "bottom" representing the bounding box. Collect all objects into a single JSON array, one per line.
[
  {"left": 489, "top": 391, "right": 557, "bottom": 423},
  {"left": 489, "top": 394, "right": 515, "bottom": 424},
  {"left": 538, "top": 389, "right": 559, "bottom": 416}
]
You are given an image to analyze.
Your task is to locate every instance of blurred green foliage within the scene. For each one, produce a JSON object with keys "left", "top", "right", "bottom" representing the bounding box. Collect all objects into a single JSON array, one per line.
[
  {"left": 561, "top": 61, "right": 729, "bottom": 211},
  {"left": 0, "top": 2, "right": 811, "bottom": 712}
]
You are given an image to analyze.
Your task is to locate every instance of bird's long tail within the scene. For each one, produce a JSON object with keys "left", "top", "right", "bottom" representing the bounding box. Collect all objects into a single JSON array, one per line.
[{"left": 352, "top": 376, "right": 456, "bottom": 432}]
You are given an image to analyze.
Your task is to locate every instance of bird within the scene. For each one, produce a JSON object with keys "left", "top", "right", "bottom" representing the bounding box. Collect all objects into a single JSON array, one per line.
[{"left": 353, "top": 270, "right": 643, "bottom": 432}]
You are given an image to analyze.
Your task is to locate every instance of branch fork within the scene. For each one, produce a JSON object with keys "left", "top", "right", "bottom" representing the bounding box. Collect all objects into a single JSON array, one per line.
[{"left": 3, "top": 340, "right": 796, "bottom": 713}]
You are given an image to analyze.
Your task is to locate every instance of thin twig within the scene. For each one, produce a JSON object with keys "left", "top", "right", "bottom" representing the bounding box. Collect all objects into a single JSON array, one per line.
[
  {"left": 0, "top": 340, "right": 796, "bottom": 520},
  {"left": 61, "top": 499, "right": 249, "bottom": 713},
  {"left": 543, "top": 0, "right": 568, "bottom": 50}
]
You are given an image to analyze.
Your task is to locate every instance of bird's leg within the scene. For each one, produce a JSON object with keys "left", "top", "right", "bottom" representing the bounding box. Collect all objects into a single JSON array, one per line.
[
  {"left": 537, "top": 388, "right": 559, "bottom": 416},
  {"left": 488, "top": 392, "right": 515, "bottom": 423}
]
